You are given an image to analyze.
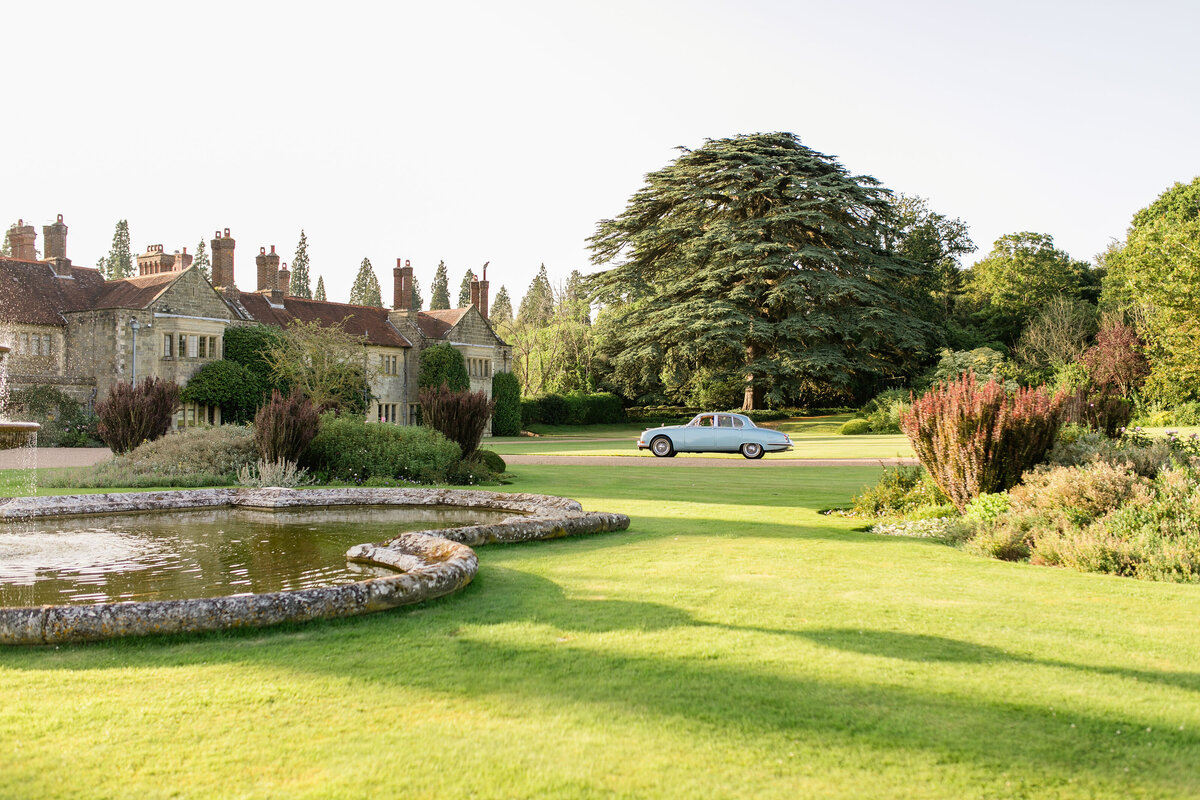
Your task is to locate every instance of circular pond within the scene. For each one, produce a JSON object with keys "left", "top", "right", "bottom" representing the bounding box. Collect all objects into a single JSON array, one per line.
[{"left": 0, "top": 505, "right": 519, "bottom": 606}]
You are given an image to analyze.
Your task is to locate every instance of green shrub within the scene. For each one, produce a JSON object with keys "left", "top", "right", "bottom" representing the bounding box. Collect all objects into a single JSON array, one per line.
[
  {"left": 560, "top": 392, "right": 626, "bottom": 425},
  {"left": 1059, "top": 389, "right": 1132, "bottom": 438},
  {"left": 1172, "top": 401, "right": 1200, "bottom": 425},
  {"left": 963, "top": 492, "right": 1010, "bottom": 523},
  {"left": 180, "top": 360, "right": 262, "bottom": 423},
  {"left": 44, "top": 425, "right": 257, "bottom": 488},
  {"left": 223, "top": 324, "right": 285, "bottom": 396},
  {"left": 419, "top": 385, "right": 495, "bottom": 460},
  {"left": 418, "top": 343, "right": 469, "bottom": 391},
  {"left": 491, "top": 372, "right": 522, "bottom": 436},
  {"left": 964, "top": 517, "right": 1033, "bottom": 561},
  {"left": 302, "top": 414, "right": 460, "bottom": 484},
  {"left": 520, "top": 398, "right": 542, "bottom": 427},
  {"left": 850, "top": 465, "right": 949, "bottom": 517},
  {"left": 6, "top": 385, "right": 99, "bottom": 447},
  {"left": 902, "top": 373, "right": 1065, "bottom": 511},
  {"left": 96, "top": 377, "right": 182, "bottom": 454},
  {"left": 444, "top": 458, "right": 499, "bottom": 486},
  {"left": 840, "top": 418, "right": 871, "bottom": 435},
  {"left": 859, "top": 389, "right": 911, "bottom": 433},
  {"left": 475, "top": 449, "right": 506, "bottom": 473},
  {"left": 538, "top": 394, "right": 569, "bottom": 425},
  {"left": 735, "top": 409, "right": 793, "bottom": 423},
  {"left": 254, "top": 388, "right": 320, "bottom": 463}
]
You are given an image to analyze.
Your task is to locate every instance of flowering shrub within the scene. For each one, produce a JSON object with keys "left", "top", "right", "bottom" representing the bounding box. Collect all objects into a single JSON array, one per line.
[{"left": 901, "top": 373, "right": 1065, "bottom": 511}]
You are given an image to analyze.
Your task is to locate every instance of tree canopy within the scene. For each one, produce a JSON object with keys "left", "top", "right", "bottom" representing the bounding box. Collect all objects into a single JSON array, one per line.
[
  {"left": 430, "top": 260, "right": 451, "bottom": 310},
  {"left": 418, "top": 342, "right": 469, "bottom": 391},
  {"left": 458, "top": 269, "right": 476, "bottom": 308},
  {"left": 518, "top": 264, "right": 553, "bottom": 328},
  {"left": 193, "top": 239, "right": 211, "bottom": 281},
  {"left": 103, "top": 220, "right": 133, "bottom": 280},
  {"left": 314, "top": 275, "right": 327, "bottom": 301},
  {"left": 348, "top": 257, "right": 382, "bottom": 307},
  {"left": 1101, "top": 177, "right": 1200, "bottom": 402},
  {"left": 289, "top": 230, "right": 313, "bottom": 299},
  {"left": 587, "top": 132, "right": 932, "bottom": 409},
  {"left": 262, "top": 319, "right": 370, "bottom": 413},
  {"left": 490, "top": 285, "right": 513, "bottom": 328}
]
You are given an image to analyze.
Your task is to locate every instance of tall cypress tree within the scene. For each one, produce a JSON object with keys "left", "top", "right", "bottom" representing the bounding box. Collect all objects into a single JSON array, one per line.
[
  {"left": 411, "top": 275, "right": 424, "bottom": 310},
  {"left": 314, "top": 275, "right": 327, "bottom": 301},
  {"left": 104, "top": 220, "right": 133, "bottom": 280},
  {"left": 289, "top": 229, "right": 313, "bottom": 299},
  {"left": 430, "top": 260, "right": 451, "bottom": 310},
  {"left": 490, "top": 285, "right": 513, "bottom": 326},
  {"left": 1, "top": 227, "right": 11, "bottom": 257},
  {"left": 518, "top": 264, "right": 553, "bottom": 327},
  {"left": 348, "top": 258, "right": 383, "bottom": 307},
  {"left": 457, "top": 268, "right": 476, "bottom": 307},
  {"left": 193, "top": 239, "right": 211, "bottom": 281}
]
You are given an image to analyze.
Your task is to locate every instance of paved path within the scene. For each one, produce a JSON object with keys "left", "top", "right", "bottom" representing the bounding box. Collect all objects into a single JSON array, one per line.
[{"left": 0, "top": 447, "right": 112, "bottom": 469}]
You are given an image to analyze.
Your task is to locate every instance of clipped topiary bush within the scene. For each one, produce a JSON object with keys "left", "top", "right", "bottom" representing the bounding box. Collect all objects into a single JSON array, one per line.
[
  {"left": 95, "top": 377, "right": 181, "bottom": 454},
  {"left": 901, "top": 372, "right": 1065, "bottom": 511},
  {"left": 181, "top": 359, "right": 262, "bottom": 424},
  {"left": 419, "top": 385, "right": 495, "bottom": 460},
  {"left": 302, "top": 414, "right": 460, "bottom": 484},
  {"left": 491, "top": 371, "right": 522, "bottom": 436},
  {"left": 254, "top": 388, "right": 320, "bottom": 463},
  {"left": 537, "top": 393, "right": 569, "bottom": 425},
  {"left": 418, "top": 343, "right": 469, "bottom": 391},
  {"left": 840, "top": 418, "right": 872, "bottom": 435},
  {"left": 474, "top": 449, "right": 506, "bottom": 473}
]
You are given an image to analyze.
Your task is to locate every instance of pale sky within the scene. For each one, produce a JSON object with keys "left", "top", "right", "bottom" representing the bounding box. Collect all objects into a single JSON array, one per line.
[{"left": 4, "top": 0, "right": 1198, "bottom": 308}]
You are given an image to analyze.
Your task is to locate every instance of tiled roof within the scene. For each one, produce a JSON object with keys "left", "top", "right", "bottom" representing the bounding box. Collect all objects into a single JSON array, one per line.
[
  {"left": 0, "top": 259, "right": 108, "bottom": 325},
  {"left": 92, "top": 272, "right": 181, "bottom": 309},
  {"left": 236, "top": 292, "right": 412, "bottom": 348},
  {"left": 416, "top": 307, "right": 469, "bottom": 339}
]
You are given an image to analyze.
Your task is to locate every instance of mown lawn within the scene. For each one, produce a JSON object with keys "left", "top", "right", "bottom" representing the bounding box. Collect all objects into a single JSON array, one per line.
[{"left": 2, "top": 463, "right": 1198, "bottom": 798}]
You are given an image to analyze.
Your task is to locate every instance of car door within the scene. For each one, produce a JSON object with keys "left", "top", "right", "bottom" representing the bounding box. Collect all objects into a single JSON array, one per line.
[
  {"left": 711, "top": 414, "right": 743, "bottom": 452},
  {"left": 681, "top": 414, "right": 718, "bottom": 450}
]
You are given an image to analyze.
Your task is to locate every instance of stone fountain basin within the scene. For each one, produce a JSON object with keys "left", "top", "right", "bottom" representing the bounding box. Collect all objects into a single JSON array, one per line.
[{"left": 0, "top": 487, "right": 630, "bottom": 645}]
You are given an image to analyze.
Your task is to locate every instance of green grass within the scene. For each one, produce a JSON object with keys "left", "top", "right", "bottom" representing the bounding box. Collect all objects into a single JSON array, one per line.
[{"left": 2, "top": 464, "right": 1199, "bottom": 798}]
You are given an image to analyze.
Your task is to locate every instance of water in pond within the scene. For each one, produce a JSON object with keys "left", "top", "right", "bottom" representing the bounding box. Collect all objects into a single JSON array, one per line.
[{"left": 0, "top": 505, "right": 517, "bottom": 606}]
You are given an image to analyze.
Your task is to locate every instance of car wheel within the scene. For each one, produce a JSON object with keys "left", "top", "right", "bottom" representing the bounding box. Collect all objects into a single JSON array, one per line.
[
  {"left": 650, "top": 436, "right": 675, "bottom": 458},
  {"left": 741, "top": 442, "right": 764, "bottom": 460}
]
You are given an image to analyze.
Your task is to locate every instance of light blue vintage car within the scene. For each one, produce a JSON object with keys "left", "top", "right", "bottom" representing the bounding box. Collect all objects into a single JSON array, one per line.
[{"left": 636, "top": 412, "right": 793, "bottom": 459}]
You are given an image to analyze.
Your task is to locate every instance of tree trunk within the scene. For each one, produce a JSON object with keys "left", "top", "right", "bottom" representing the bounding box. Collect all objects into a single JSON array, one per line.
[{"left": 742, "top": 344, "right": 764, "bottom": 410}]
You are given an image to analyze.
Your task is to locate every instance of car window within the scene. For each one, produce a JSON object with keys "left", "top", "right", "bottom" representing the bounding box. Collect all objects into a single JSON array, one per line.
[
  {"left": 698, "top": 416, "right": 714, "bottom": 427},
  {"left": 686, "top": 415, "right": 703, "bottom": 427},
  {"left": 717, "top": 415, "right": 733, "bottom": 428},
  {"left": 731, "top": 416, "right": 744, "bottom": 429}
]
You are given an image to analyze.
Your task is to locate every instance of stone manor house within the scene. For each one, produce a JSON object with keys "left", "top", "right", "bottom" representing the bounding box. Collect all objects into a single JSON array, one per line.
[{"left": 0, "top": 216, "right": 510, "bottom": 429}]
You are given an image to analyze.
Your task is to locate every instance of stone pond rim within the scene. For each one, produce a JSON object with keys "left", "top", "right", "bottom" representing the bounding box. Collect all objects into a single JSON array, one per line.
[{"left": 0, "top": 487, "right": 631, "bottom": 645}]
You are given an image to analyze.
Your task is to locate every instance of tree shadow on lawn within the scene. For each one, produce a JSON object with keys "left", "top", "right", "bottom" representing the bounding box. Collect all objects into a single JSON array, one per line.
[{"left": 10, "top": 568, "right": 1200, "bottom": 793}]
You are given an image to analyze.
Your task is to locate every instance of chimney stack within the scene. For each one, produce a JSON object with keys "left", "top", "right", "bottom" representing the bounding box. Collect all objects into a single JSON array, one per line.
[
  {"left": 42, "top": 214, "right": 68, "bottom": 261},
  {"left": 256, "top": 245, "right": 281, "bottom": 292},
  {"left": 174, "top": 247, "right": 193, "bottom": 272},
  {"left": 469, "top": 275, "right": 480, "bottom": 309},
  {"left": 277, "top": 261, "right": 291, "bottom": 298},
  {"left": 393, "top": 258, "right": 413, "bottom": 311},
  {"left": 210, "top": 228, "right": 236, "bottom": 290},
  {"left": 478, "top": 262, "right": 490, "bottom": 320},
  {"left": 137, "top": 244, "right": 175, "bottom": 276},
  {"left": 9, "top": 219, "right": 36, "bottom": 261}
]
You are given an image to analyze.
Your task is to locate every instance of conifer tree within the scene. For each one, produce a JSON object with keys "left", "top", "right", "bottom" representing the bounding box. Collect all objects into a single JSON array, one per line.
[
  {"left": 103, "top": 220, "right": 133, "bottom": 280},
  {"left": 348, "top": 258, "right": 383, "bottom": 307},
  {"left": 193, "top": 239, "right": 211, "bottom": 281},
  {"left": 589, "top": 132, "right": 932, "bottom": 409},
  {"left": 518, "top": 264, "right": 554, "bottom": 327},
  {"left": 0, "top": 227, "right": 11, "bottom": 257},
  {"left": 564, "top": 269, "right": 590, "bottom": 324},
  {"left": 430, "top": 260, "right": 451, "bottom": 310},
  {"left": 411, "top": 275, "right": 424, "bottom": 310},
  {"left": 314, "top": 275, "right": 327, "bottom": 301},
  {"left": 458, "top": 268, "right": 476, "bottom": 307},
  {"left": 289, "top": 229, "right": 313, "bottom": 299},
  {"left": 490, "top": 285, "right": 513, "bottom": 327}
]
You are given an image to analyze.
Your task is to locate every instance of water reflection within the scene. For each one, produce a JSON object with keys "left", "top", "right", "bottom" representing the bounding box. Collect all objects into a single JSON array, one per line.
[{"left": 0, "top": 505, "right": 516, "bottom": 606}]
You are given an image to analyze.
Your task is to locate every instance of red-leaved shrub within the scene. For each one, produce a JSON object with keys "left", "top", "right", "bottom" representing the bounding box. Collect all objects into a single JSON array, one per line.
[
  {"left": 901, "top": 373, "right": 1065, "bottom": 511},
  {"left": 419, "top": 384, "right": 495, "bottom": 460},
  {"left": 1059, "top": 389, "right": 1133, "bottom": 438},
  {"left": 254, "top": 388, "right": 320, "bottom": 463},
  {"left": 95, "top": 377, "right": 181, "bottom": 454}
]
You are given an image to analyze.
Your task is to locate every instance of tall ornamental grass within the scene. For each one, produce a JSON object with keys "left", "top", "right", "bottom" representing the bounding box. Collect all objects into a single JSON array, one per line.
[
  {"left": 901, "top": 373, "right": 1064, "bottom": 511},
  {"left": 254, "top": 388, "right": 319, "bottom": 463},
  {"left": 419, "top": 385, "right": 495, "bottom": 460}
]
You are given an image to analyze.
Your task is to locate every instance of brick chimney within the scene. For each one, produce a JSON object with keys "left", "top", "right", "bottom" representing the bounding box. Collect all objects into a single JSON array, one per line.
[
  {"left": 469, "top": 275, "right": 480, "bottom": 309},
  {"left": 43, "top": 214, "right": 68, "bottom": 260},
  {"left": 9, "top": 219, "right": 36, "bottom": 261},
  {"left": 277, "top": 261, "right": 291, "bottom": 298},
  {"left": 211, "top": 228, "right": 236, "bottom": 290},
  {"left": 478, "top": 262, "right": 490, "bottom": 320},
  {"left": 137, "top": 244, "right": 175, "bottom": 276},
  {"left": 256, "top": 245, "right": 281, "bottom": 292},
  {"left": 393, "top": 258, "right": 412, "bottom": 311},
  {"left": 173, "top": 247, "right": 193, "bottom": 272}
]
